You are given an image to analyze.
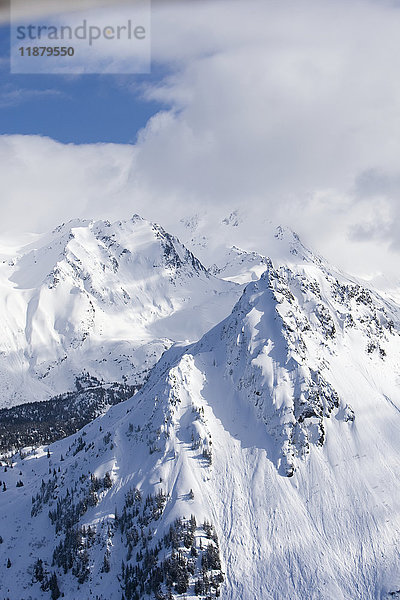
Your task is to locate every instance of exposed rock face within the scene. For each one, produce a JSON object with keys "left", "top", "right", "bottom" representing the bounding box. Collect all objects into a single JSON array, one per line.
[{"left": 1, "top": 219, "right": 400, "bottom": 599}]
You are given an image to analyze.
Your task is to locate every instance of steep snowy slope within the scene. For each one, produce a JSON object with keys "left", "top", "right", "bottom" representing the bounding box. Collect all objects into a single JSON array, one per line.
[
  {"left": 1, "top": 252, "right": 400, "bottom": 599},
  {"left": 0, "top": 216, "right": 240, "bottom": 408}
]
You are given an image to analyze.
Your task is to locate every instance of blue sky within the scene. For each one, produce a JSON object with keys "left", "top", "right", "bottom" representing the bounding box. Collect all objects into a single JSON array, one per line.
[{"left": 0, "top": 22, "right": 162, "bottom": 143}]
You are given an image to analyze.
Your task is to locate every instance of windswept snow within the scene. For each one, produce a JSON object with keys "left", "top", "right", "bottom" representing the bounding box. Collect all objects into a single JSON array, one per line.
[{"left": 1, "top": 222, "right": 400, "bottom": 599}]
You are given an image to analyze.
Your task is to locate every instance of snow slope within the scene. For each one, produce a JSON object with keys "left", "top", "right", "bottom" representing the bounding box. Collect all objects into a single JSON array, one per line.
[
  {"left": 0, "top": 216, "right": 240, "bottom": 408},
  {"left": 1, "top": 240, "right": 400, "bottom": 599},
  {"left": 176, "top": 210, "right": 322, "bottom": 283}
]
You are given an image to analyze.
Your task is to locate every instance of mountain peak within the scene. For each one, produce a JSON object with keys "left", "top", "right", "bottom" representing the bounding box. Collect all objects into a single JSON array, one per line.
[
  {"left": 2, "top": 222, "right": 400, "bottom": 599},
  {"left": 175, "top": 209, "right": 326, "bottom": 283},
  {"left": 0, "top": 215, "right": 241, "bottom": 407},
  {"left": 1, "top": 213, "right": 400, "bottom": 599}
]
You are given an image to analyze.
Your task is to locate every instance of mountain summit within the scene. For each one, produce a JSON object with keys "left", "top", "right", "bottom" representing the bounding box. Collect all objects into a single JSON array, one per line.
[
  {"left": 0, "top": 216, "right": 239, "bottom": 408},
  {"left": 1, "top": 219, "right": 400, "bottom": 599}
]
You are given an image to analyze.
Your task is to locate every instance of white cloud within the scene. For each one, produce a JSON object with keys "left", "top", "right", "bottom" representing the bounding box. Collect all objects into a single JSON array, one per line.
[
  {"left": 2, "top": 0, "right": 400, "bottom": 286},
  {"left": 0, "top": 135, "right": 135, "bottom": 234},
  {"left": 0, "top": 85, "right": 63, "bottom": 108}
]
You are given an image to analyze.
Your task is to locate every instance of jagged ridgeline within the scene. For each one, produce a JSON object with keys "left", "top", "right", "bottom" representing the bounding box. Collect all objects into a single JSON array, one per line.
[
  {"left": 1, "top": 220, "right": 400, "bottom": 600},
  {"left": 0, "top": 215, "right": 240, "bottom": 410}
]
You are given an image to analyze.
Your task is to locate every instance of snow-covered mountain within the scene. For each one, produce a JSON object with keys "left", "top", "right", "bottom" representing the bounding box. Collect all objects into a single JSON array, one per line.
[
  {"left": 1, "top": 224, "right": 400, "bottom": 600},
  {"left": 176, "top": 210, "right": 316, "bottom": 275},
  {"left": 0, "top": 215, "right": 240, "bottom": 408}
]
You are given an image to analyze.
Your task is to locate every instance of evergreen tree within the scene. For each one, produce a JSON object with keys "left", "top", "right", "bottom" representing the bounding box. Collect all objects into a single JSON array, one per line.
[
  {"left": 104, "top": 471, "right": 113, "bottom": 489},
  {"left": 49, "top": 572, "right": 60, "bottom": 600},
  {"left": 33, "top": 558, "right": 44, "bottom": 582},
  {"left": 102, "top": 552, "right": 110, "bottom": 573}
]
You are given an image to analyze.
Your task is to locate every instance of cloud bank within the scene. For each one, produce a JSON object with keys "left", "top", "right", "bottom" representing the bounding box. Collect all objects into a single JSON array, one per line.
[{"left": 1, "top": 0, "right": 400, "bottom": 286}]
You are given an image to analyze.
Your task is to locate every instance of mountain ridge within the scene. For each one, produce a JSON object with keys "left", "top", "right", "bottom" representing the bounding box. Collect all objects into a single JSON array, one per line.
[
  {"left": 0, "top": 215, "right": 240, "bottom": 408},
  {"left": 1, "top": 220, "right": 400, "bottom": 599}
]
